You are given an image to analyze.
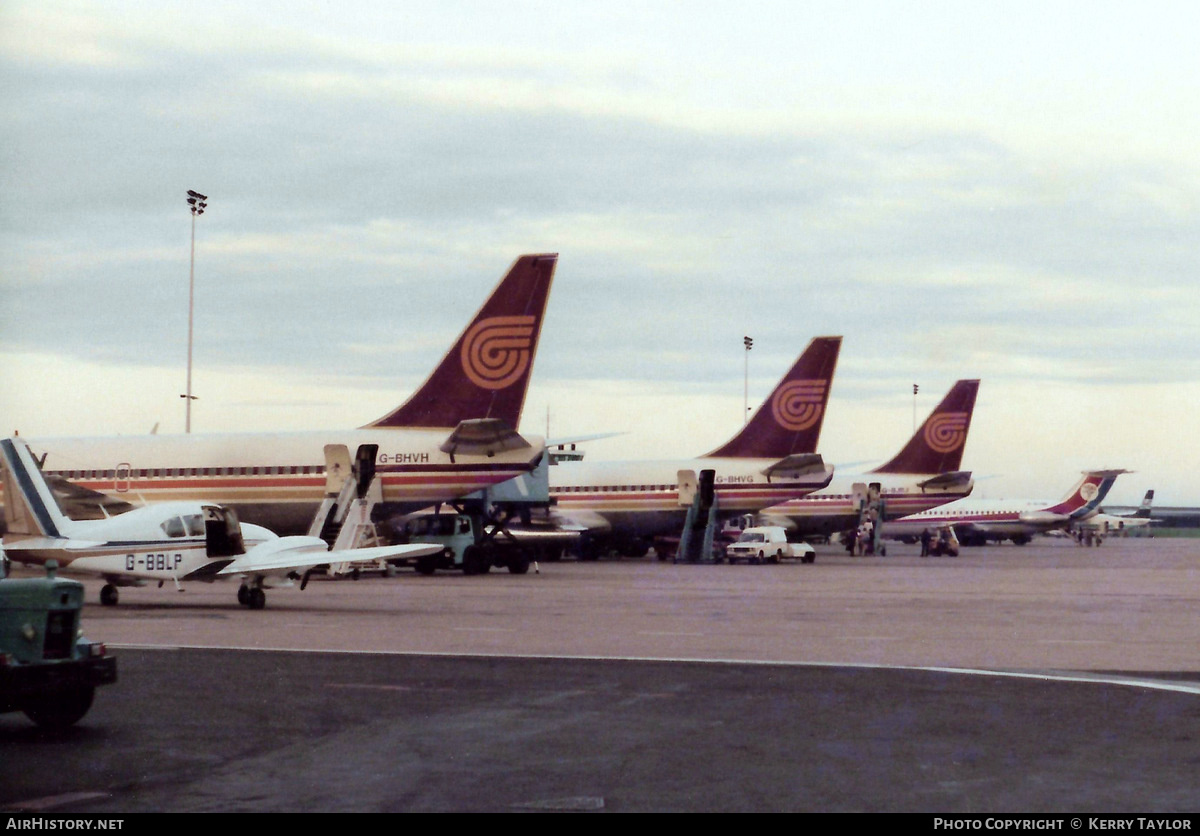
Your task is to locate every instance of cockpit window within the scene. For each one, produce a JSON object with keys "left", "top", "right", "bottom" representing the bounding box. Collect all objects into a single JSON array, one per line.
[{"left": 162, "top": 517, "right": 186, "bottom": 538}]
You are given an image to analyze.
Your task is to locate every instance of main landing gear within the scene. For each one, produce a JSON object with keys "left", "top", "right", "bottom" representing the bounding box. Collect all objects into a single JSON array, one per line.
[
  {"left": 237, "top": 584, "right": 267, "bottom": 610},
  {"left": 100, "top": 584, "right": 119, "bottom": 606}
]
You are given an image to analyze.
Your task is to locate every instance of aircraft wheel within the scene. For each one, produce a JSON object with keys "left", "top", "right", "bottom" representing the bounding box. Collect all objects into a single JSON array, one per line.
[
  {"left": 248, "top": 588, "right": 266, "bottom": 610},
  {"left": 237, "top": 585, "right": 250, "bottom": 606},
  {"left": 100, "top": 585, "right": 119, "bottom": 607},
  {"left": 23, "top": 687, "right": 95, "bottom": 729}
]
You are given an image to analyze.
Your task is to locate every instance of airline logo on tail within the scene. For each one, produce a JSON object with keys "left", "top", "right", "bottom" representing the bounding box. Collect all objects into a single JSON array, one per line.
[
  {"left": 461, "top": 315, "right": 537, "bottom": 390},
  {"left": 923, "top": 411, "right": 971, "bottom": 454},
  {"left": 871, "top": 379, "right": 979, "bottom": 475},
  {"left": 1079, "top": 482, "right": 1100, "bottom": 503},
  {"left": 771, "top": 380, "right": 827, "bottom": 432},
  {"left": 362, "top": 253, "right": 556, "bottom": 430}
]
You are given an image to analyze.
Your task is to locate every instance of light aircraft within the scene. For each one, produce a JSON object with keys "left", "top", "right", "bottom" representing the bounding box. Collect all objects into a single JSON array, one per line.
[
  {"left": 881, "top": 469, "right": 1128, "bottom": 546},
  {"left": 0, "top": 437, "right": 442, "bottom": 608},
  {"left": 1073, "top": 489, "right": 1157, "bottom": 538},
  {"left": 545, "top": 337, "right": 842, "bottom": 557},
  {"left": 6, "top": 254, "right": 558, "bottom": 536},
  {"left": 756, "top": 379, "right": 980, "bottom": 541}
]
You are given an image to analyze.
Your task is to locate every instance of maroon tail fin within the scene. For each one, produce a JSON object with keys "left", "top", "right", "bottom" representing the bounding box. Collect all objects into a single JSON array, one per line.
[
  {"left": 703, "top": 336, "right": 841, "bottom": 459},
  {"left": 870, "top": 379, "right": 979, "bottom": 474},
  {"left": 363, "top": 254, "right": 558, "bottom": 430}
]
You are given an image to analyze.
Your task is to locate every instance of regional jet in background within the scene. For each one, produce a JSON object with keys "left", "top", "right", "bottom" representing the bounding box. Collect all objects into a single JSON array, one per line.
[
  {"left": 546, "top": 337, "right": 842, "bottom": 557},
  {"left": 1073, "top": 489, "right": 1158, "bottom": 537},
  {"left": 6, "top": 254, "right": 558, "bottom": 536},
  {"left": 756, "top": 379, "right": 979, "bottom": 542},
  {"left": 0, "top": 437, "right": 441, "bottom": 608},
  {"left": 881, "top": 469, "right": 1128, "bottom": 546}
]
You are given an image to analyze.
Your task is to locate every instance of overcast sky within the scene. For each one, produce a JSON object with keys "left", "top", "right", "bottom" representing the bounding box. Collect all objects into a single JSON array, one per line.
[{"left": 1, "top": 1, "right": 1197, "bottom": 507}]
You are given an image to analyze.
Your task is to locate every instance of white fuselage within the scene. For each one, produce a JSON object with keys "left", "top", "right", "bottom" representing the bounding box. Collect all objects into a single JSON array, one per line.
[
  {"left": 12, "top": 429, "right": 545, "bottom": 534},
  {"left": 881, "top": 497, "right": 1071, "bottom": 542},
  {"left": 4, "top": 501, "right": 277, "bottom": 586},
  {"left": 548, "top": 457, "right": 834, "bottom": 542},
  {"left": 758, "top": 472, "right": 974, "bottom": 537}
]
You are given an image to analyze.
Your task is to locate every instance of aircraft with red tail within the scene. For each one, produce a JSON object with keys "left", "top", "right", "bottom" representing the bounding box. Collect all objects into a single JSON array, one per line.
[
  {"left": 546, "top": 337, "right": 841, "bottom": 557},
  {"left": 756, "top": 379, "right": 980, "bottom": 542},
  {"left": 6, "top": 254, "right": 558, "bottom": 535},
  {"left": 881, "top": 468, "right": 1128, "bottom": 546}
]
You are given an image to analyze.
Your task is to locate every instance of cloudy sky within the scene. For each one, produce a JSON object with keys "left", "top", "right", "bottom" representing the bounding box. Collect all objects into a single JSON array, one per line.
[{"left": 1, "top": 1, "right": 1197, "bottom": 507}]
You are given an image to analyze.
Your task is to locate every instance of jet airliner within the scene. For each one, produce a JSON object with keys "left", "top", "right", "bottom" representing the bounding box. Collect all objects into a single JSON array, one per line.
[
  {"left": 882, "top": 469, "right": 1128, "bottom": 546},
  {"left": 546, "top": 337, "right": 842, "bottom": 557},
  {"left": 757, "top": 379, "right": 980, "bottom": 541},
  {"left": 6, "top": 254, "right": 558, "bottom": 535}
]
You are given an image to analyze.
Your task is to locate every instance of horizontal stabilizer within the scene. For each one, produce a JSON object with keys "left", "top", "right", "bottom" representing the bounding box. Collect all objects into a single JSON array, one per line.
[
  {"left": 439, "top": 418, "right": 531, "bottom": 457},
  {"left": 761, "top": 453, "right": 827, "bottom": 479},
  {"left": 916, "top": 471, "right": 973, "bottom": 491}
]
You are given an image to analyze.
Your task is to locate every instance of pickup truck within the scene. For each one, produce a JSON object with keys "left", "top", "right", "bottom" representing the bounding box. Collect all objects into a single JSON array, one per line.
[
  {"left": 724, "top": 526, "right": 816, "bottom": 564},
  {"left": 0, "top": 559, "right": 118, "bottom": 728}
]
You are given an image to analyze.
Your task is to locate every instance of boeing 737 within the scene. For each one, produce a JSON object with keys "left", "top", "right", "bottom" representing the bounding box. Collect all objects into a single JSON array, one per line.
[
  {"left": 881, "top": 469, "right": 1128, "bottom": 546},
  {"left": 756, "top": 379, "right": 980, "bottom": 541},
  {"left": 546, "top": 337, "right": 842, "bottom": 557},
  {"left": 5, "top": 254, "right": 558, "bottom": 536},
  {"left": 0, "top": 437, "right": 441, "bottom": 608}
]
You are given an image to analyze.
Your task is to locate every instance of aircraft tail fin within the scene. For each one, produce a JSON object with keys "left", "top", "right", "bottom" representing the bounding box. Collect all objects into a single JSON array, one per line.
[
  {"left": 1046, "top": 469, "right": 1129, "bottom": 519},
  {"left": 1135, "top": 489, "right": 1155, "bottom": 518},
  {"left": 703, "top": 337, "right": 841, "bottom": 459},
  {"left": 0, "top": 438, "right": 76, "bottom": 539},
  {"left": 871, "top": 379, "right": 980, "bottom": 475},
  {"left": 362, "top": 254, "right": 558, "bottom": 431}
]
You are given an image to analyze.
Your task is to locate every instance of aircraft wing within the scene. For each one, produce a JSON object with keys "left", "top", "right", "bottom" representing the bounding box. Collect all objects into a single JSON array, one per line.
[
  {"left": 439, "top": 418, "right": 531, "bottom": 457},
  {"left": 217, "top": 536, "right": 443, "bottom": 577}
]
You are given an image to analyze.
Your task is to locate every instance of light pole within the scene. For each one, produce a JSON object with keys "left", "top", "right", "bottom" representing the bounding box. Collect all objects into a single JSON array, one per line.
[
  {"left": 743, "top": 336, "right": 753, "bottom": 424},
  {"left": 183, "top": 190, "right": 207, "bottom": 433}
]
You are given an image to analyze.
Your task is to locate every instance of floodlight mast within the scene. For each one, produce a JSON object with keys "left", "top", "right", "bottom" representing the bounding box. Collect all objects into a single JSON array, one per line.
[
  {"left": 183, "top": 190, "right": 207, "bottom": 433},
  {"left": 743, "top": 336, "right": 753, "bottom": 424}
]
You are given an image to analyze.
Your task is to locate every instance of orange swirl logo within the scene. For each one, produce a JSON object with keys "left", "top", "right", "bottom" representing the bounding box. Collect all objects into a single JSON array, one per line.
[
  {"left": 771, "top": 380, "right": 826, "bottom": 431},
  {"left": 461, "top": 315, "right": 536, "bottom": 390},
  {"left": 923, "top": 412, "right": 969, "bottom": 454}
]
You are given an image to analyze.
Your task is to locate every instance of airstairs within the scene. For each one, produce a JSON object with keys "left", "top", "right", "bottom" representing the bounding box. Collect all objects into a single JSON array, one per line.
[
  {"left": 676, "top": 469, "right": 721, "bottom": 563},
  {"left": 307, "top": 444, "right": 388, "bottom": 575}
]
